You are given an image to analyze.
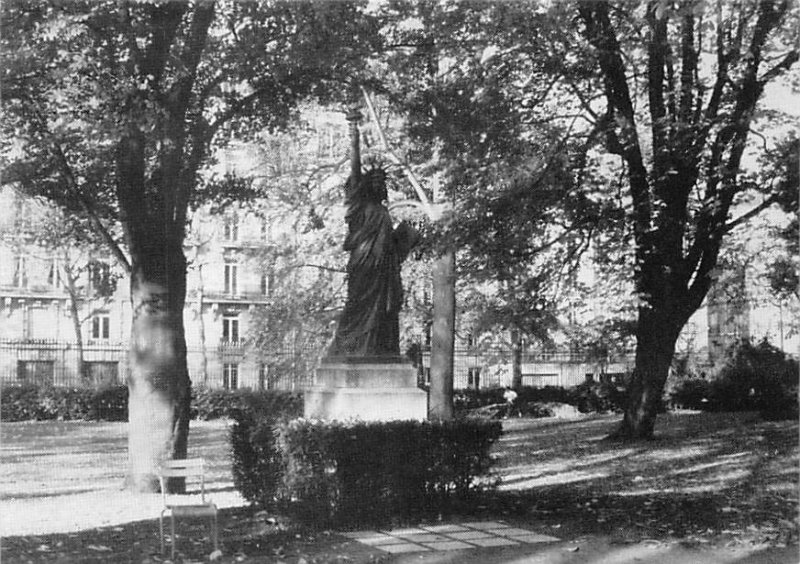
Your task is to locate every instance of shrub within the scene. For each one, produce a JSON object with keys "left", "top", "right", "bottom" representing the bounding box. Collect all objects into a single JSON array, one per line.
[
  {"left": 455, "top": 384, "right": 627, "bottom": 417},
  {"left": 1, "top": 383, "right": 302, "bottom": 422},
  {"left": 455, "top": 385, "right": 589, "bottom": 411},
  {"left": 1, "top": 384, "right": 42, "bottom": 421},
  {"left": 230, "top": 410, "right": 286, "bottom": 510},
  {"left": 670, "top": 378, "right": 710, "bottom": 410},
  {"left": 707, "top": 339, "right": 798, "bottom": 418},
  {"left": 40, "top": 387, "right": 95, "bottom": 420},
  {"left": 191, "top": 387, "right": 302, "bottom": 420},
  {"left": 91, "top": 385, "right": 128, "bottom": 421},
  {"left": 570, "top": 381, "right": 627, "bottom": 413},
  {"left": 1, "top": 384, "right": 128, "bottom": 422},
  {"left": 230, "top": 415, "right": 502, "bottom": 527}
]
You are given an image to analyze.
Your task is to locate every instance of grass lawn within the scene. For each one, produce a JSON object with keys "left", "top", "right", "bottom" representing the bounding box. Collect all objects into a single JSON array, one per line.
[{"left": 1, "top": 411, "right": 797, "bottom": 563}]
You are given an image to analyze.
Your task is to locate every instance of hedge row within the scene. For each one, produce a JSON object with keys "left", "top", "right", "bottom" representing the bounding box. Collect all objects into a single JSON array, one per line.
[
  {"left": 454, "top": 381, "right": 628, "bottom": 414},
  {"left": 1, "top": 384, "right": 128, "bottom": 421},
  {"left": 230, "top": 414, "right": 502, "bottom": 527},
  {"left": 190, "top": 387, "right": 302, "bottom": 421},
  {"left": 0, "top": 383, "right": 302, "bottom": 422},
  {"left": 669, "top": 340, "right": 798, "bottom": 420}
]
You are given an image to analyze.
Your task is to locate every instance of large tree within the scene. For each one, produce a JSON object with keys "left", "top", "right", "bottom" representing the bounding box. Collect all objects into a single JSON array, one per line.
[
  {"left": 576, "top": 0, "right": 798, "bottom": 438},
  {"left": 371, "top": 1, "right": 606, "bottom": 399},
  {"left": 1, "top": 0, "right": 377, "bottom": 491}
]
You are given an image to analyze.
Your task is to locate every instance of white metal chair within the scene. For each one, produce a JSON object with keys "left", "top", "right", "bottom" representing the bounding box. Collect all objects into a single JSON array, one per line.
[{"left": 158, "top": 458, "right": 218, "bottom": 559}]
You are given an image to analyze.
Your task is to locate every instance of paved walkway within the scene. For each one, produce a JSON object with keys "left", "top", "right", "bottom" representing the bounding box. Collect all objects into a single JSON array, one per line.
[
  {"left": 338, "top": 520, "right": 799, "bottom": 564},
  {"left": 342, "top": 521, "right": 559, "bottom": 554}
]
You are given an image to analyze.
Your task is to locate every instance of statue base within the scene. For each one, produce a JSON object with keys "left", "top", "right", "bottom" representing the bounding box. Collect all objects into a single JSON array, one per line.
[{"left": 304, "top": 359, "right": 428, "bottom": 421}]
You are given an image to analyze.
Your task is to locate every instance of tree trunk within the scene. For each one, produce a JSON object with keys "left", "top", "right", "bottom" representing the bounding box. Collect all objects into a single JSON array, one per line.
[
  {"left": 126, "top": 240, "right": 191, "bottom": 493},
  {"left": 63, "top": 262, "right": 86, "bottom": 383},
  {"left": 196, "top": 261, "right": 208, "bottom": 387},
  {"left": 613, "top": 306, "right": 682, "bottom": 440},
  {"left": 428, "top": 249, "right": 455, "bottom": 420},
  {"left": 511, "top": 329, "right": 523, "bottom": 390}
]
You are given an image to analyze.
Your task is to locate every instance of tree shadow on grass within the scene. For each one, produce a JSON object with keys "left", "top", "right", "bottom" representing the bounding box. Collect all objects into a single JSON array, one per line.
[
  {"left": 483, "top": 412, "right": 798, "bottom": 546},
  {"left": 0, "top": 506, "right": 342, "bottom": 564}
]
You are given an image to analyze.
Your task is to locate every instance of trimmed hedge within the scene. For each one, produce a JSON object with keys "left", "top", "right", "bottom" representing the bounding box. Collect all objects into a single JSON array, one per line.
[
  {"left": 190, "top": 387, "right": 302, "bottom": 420},
  {"left": 1, "top": 384, "right": 127, "bottom": 422},
  {"left": 708, "top": 340, "right": 797, "bottom": 418},
  {"left": 1, "top": 383, "right": 302, "bottom": 422},
  {"left": 230, "top": 415, "right": 502, "bottom": 527},
  {"left": 669, "top": 340, "right": 798, "bottom": 419},
  {"left": 669, "top": 378, "right": 710, "bottom": 410},
  {"left": 455, "top": 382, "right": 627, "bottom": 415}
]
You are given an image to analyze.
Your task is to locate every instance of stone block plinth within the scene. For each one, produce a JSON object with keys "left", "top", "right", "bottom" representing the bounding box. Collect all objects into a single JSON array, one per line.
[{"left": 304, "top": 360, "right": 428, "bottom": 421}]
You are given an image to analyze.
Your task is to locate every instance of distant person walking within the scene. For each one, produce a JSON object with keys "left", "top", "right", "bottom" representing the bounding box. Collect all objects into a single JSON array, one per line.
[{"left": 504, "top": 387, "right": 520, "bottom": 418}]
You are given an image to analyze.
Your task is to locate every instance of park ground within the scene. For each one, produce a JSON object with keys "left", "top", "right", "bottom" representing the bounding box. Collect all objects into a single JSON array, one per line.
[{"left": 1, "top": 410, "right": 797, "bottom": 563}]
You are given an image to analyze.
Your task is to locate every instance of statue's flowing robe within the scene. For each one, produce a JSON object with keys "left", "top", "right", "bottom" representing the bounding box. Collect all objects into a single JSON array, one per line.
[{"left": 329, "top": 177, "right": 415, "bottom": 358}]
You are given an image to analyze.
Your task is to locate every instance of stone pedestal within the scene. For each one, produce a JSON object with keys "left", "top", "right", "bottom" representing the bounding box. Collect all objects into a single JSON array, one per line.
[{"left": 304, "top": 360, "right": 428, "bottom": 421}]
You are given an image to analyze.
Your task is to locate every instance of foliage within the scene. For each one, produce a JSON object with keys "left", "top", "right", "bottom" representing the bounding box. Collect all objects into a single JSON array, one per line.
[
  {"left": 572, "top": 0, "right": 799, "bottom": 437},
  {"left": 0, "top": 384, "right": 300, "bottom": 422},
  {"left": 237, "top": 119, "right": 351, "bottom": 363},
  {"left": 0, "top": 384, "right": 127, "bottom": 422},
  {"left": 764, "top": 136, "right": 800, "bottom": 301},
  {"left": 370, "top": 2, "right": 605, "bottom": 345},
  {"left": 669, "top": 340, "right": 799, "bottom": 418},
  {"left": 454, "top": 383, "right": 626, "bottom": 416},
  {"left": 707, "top": 339, "right": 798, "bottom": 418},
  {"left": 455, "top": 386, "right": 572, "bottom": 411},
  {"left": 191, "top": 387, "right": 302, "bottom": 421},
  {"left": 0, "top": 384, "right": 41, "bottom": 421},
  {"left": 669, "top": 378, "right": 711, "bottom": 410},
  {"left": 1, "top": 0, "right": 383, "bottom": 485},
  {"left": 573, "top": 380, "right": 628, "bottom": 414},
  {"left": 229, "top": 416, "right": 502, "bottom": 527},
  {"left": 229, "top": 406, "right": 289, "bottom": 511}
]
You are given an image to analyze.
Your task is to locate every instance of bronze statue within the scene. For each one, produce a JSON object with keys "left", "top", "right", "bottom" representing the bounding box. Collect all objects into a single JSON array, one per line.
[{"left": 328, "top": 166, "right": 417, "bottom": 358}]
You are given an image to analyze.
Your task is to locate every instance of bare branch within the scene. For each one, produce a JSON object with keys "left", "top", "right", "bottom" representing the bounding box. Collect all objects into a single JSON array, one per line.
[
  {"left": 360, "top": 87, "right": 434, "bottom": 215},
  {"left": 759, "top": 49, "right": 800, "bottom": 83},
  {"left": 724, "top": 194, "right": 779, "bottom": 232}
]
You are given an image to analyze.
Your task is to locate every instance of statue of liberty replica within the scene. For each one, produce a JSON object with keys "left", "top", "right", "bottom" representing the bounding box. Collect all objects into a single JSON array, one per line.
[
  {"left": 305, "top": 106, "right": 427, "bottom": 420},
  {"left": 327, "top": 157, "right": 417, "bottom": 358}
]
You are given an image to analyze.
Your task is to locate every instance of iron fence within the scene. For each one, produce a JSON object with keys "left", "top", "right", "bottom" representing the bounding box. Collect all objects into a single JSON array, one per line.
[
  {"left": 0, "top": 339, "right": 318, "bottom": 391},
  {"left": 0, "top": 338, "right": 636, "bottom": 391}
]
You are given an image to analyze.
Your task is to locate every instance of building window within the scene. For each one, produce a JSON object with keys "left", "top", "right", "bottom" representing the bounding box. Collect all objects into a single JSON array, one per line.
[
  {"left": 87, "top": 261, "right": 112, "bottom": 294},
  {"left": 223, "top": 214, "right": 238, "bottom": 242},
  {"left": 13, "top": 255, "right": 27, "bottom": 288},
  {"left": 17, "top": 360, "right": 54, "bottom": 385},
  {"left": 468, "top": 367, "right": 481, "bottom": 389},
  {"left": 224, "top": 261, "right": 238, "bottom": 295},
  {"left": 84, "top": 361, "right": 119, "bottom": 386},
  {"left": 91, "top": 313, "right": 110, "bottom": 340},
  {"left": 223, "top": 363, "right": 239, "bottom": 390},
  {"left": 259, "top": 363, "right": 272, "bottom": 390},
  {"left": 222, "top": 314, "right": 239, "bottom": 343},
  {"left": 424, "top": 323, "right": 432, "bottom": 348},
  {"left": 260, "top": 272, "right": 274, "bottom": 297},
  {"left": 48, "top": 258, "right": 62, "bottom": 289}
]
